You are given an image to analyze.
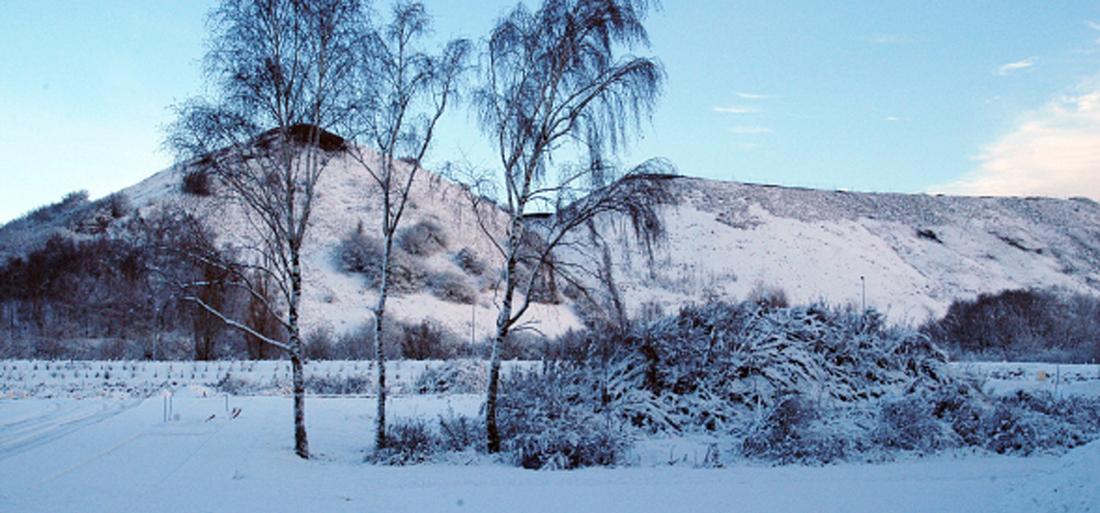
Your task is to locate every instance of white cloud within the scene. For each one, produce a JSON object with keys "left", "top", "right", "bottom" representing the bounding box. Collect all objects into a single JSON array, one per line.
[
  {"left": 713, "top": 105, "right": 761, "bottom": 114},
  {"left": 933, "top": 88, "right": 1100, "bottom": 200},
  {"left": 1088, "top": 20, "right": 1100, "bottom": 43},
  {"left": 729, "top": 126, "right": 773, "bottom": 134},
  {"left": 997, "top": 58, "right": 1036, "bottom": 76},
  {"left": 736, "top": 92, "right": 771, "bottom": 100},
  {"left": 884, "top": 116, "right": 903, "bottom": 122}
]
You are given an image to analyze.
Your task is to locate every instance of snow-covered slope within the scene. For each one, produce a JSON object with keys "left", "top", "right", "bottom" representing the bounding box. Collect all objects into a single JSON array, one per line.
[
  {"left": 110, "top": 151, "right": 583, "bottom": 340},
  {"left": 577, "top": 177, "right": 1100, "bottom": 324},
  {"left": 3, "top": 159, "right": 1098, "bottom": 335}
]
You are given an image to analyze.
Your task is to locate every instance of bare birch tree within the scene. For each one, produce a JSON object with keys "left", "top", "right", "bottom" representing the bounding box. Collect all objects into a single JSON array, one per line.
[
  {"left": 342, "top": 1, "right": 470, "bottom": 451},
  {"left": 166, "top": 0, "right": 362, "bottom": 459},
  {"left": 472, "top": 0, "right": 671, "bottom": 453}
]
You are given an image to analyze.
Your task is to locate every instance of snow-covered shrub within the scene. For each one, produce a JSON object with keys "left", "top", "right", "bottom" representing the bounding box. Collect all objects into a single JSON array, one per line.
[
  {"left": 611, "top": 302, "right": 950, "bottom": 431},
  {"left": 399, "top": 320, "right": 455, "bottom": 360},
  {"left": 182, "top": 170, "right": 213, "bottom": 196},
  {"left": 337, "top": 231, "right": 426, "bottom": 292},
  {"left": 337, "top": 229, "right": 380, "bottom": 274},
  {"left": 369, "top": 418, "right": 440, "bottom": 465},
  {"left": 980, "top": 392, "right": 1100, "bottom": 455},
  {"left": 502, "top": 301, "right": 1100, "bottom": 466},
  {"left": 927, "top": 382, "right": 989, "bottom": 447},
  {"left": 498, "top": 366, "right": 633, "bottom": 470},
  {"left": 371, "top": 414, "right": 483, "bottom": 464},
  {"left": 103, "top": 193, "right": 131, "bottom": 219},
  {"left": 740, "top": 397, "right": 870, "bottom": 465},
  {"left": 453, "top": 247, "right": 486, "bottom": 276},
  {"left": 214, "top": 373, "right": 251, "bottom": 395},
  {"left": 873, "top": 395, "right": 955, "bottom": 452},
  {"left": 414, "top": 360, "right": 486, "bottom": 394},
  {"left": 305, "top": 374, "right": 372, "bottom": 395},
  {"left": 506, "top": 417, "right": 628, "bottom": 470},
  {"left": 304, "top": 327, "right": 335, "bottom": 360},
  {"left": 437, "top": 411, "right": 480, "bottom": 452},
  {"left": 740, "top": 388, "right": 1100, "bottom": 464},
  {"left": 746, "top": 282, "right": 789, "bottom": 308},
  {"left": 397, "top": 220, "right": 448, "bottom": 256},
  {"left": 330, "top": 325, "right": 374, "bottom": 358},
  {"left": 426, "top": 271, "right": 477, "bottom": 304}
]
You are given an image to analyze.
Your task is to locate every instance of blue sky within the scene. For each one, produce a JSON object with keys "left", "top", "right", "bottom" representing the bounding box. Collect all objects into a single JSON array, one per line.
[{"left": 2, "top": 1, "right": 1099, "bottom": 222}]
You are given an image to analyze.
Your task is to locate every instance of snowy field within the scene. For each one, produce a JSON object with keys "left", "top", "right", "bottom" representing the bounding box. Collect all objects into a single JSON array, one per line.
[
  {"left": 1, "top": 360, "right": 1099, "bottom": 513},
  {"left": 3, "top": 359, "right": 1098, "bottom": 399}
]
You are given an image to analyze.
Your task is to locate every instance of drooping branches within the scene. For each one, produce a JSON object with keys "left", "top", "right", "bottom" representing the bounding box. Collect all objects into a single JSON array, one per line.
[{"left": 470, "top": 0, "right": 673, "bottom": 453}]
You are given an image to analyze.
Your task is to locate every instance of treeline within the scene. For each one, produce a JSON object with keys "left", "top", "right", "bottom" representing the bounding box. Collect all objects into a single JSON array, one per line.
[
  {"left": 922, "top": 288, "right": 1100, "bottom": 363},
  {"left": 0, "top": 205, "right": 284, "bottom": 360}
]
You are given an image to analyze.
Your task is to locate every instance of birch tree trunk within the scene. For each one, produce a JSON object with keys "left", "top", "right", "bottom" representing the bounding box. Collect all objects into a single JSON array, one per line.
[
  {"left": 289, "top": 254, "right": 310, "bottom": 458},
  {"left": 372, "top": 236, "right": 393, "bottom": 449}
]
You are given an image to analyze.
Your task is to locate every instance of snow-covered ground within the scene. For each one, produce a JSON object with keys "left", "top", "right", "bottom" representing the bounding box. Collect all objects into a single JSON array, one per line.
[
  {"left": 1, "top": 359, "right": 1099, "bottom": 512},
  {"left": 0, "top": 391, "right": 1096, "bottom": 513}
]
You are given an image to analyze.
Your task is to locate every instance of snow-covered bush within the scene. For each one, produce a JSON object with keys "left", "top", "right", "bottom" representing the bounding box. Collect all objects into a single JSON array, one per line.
[
  {"left": 399, "top": 320, "right": 456, "bottom": 360},
  {"left": 413, "top": 360, "right": 486, "bottom": 394},
  {"left": 182, "top": 170, "right": 213, "bottom": 196},
  {"left": 612, "top": 302, "right": 950, "bottom": 431},
  {"left": 737, "top": 388, "right": 1100, "bottom": 464},
  {"left": 746, "top": 283, "right": 789, "bottom": 308},
  {"left": 872, "top": 395, "right": 955, "bottom": 453},
  {"left": 396, "top": 220, "right": 448, "bottom": 256},
  {"left": 426, "top": 271, "right": 477, "bottom": 304},
  {"left": 437, "top": 411, "right": 480, "bottom": 452},
  {"left": 453, "top": 247, "right": 486, "bottom": 276},
  {"left": 214, "top": 373, "right": 250, "bottom": 395},
  {"left": 337, "top": 231, "right": 426, "bottom": 292},
  {"left": 331, "top": 324, "right": 379, "bottom": 360},
  {"left": 740, "top": 397, "right": 872, "bottom": 465},
  {"left": 498, "top": 366, "right": 633, "bottom": 470},
  {"left": 304, "top": 374, "right": 372, "bottom": 395},
  {"left": 304, "top": 327, "right": 335, "bottom": 360},
  {"left": 980, "top": 392, "right": 1100, "bottom": 455},
  {"left": 369, "top": 418, "right": 440, "bottom": 465},
  {"left": 337, "top": 230, "right": 380, "bottom": 274},
  {"left": 370, "top": 413, "right": 483, "bottom": 465},
  {"left": 511, "top": 301, "right": 1100, "bottom": 466}
]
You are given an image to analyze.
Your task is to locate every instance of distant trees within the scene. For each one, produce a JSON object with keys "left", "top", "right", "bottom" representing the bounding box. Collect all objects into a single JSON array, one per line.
[
  {"left": 341, "top": 0, "right": 469, "bottom": 450},
  {"left": 470, "top": 0, "right": 672, "bottom": 453},
  {"left": 167, "top": 0, "right": 362, "bottom": 459},
  {"left": 923, "top": 288, "right": 1100, "bottom": 363},
  {"left": 0, "top": 213, "right": 213, "bottom": 360}
]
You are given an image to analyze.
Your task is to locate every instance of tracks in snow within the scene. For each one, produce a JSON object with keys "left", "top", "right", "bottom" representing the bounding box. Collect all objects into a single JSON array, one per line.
[{"left": 0, "top": 398, "right": 144, "bottom": 461}]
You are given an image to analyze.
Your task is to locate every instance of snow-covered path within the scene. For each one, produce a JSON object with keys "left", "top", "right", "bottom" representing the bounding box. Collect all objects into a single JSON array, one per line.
[{"left": 0, "top": 393, "right": 1093, "bottom": 513}]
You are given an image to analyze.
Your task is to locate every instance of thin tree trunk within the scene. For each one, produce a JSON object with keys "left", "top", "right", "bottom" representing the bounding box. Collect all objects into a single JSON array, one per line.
[
  {"left": 291, "top": 353, "right": 309, "bottom": 458},
  {"left": 289, "top": 252, "right": 310, "bottom": 459},
  {"left": 485, "top": 326, "right": 506, "bottom": 453},
  {"left": 486, "top": 242, "right": 519, "bottom": 454},
  {"left": 373, "top": 238, "right": 393, "bottom": 450}
]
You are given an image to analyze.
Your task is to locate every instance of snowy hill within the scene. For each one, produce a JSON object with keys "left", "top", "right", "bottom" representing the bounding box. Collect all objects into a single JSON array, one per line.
[
  {"left": 2, "top": 156, "right": 1098, "bottom": 336},
  {"left": 115, "top": 152, "right": 584, "bottom": 340},
  {"left": 577, "top": 177, "right": 1100, "bottom": 324}
]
